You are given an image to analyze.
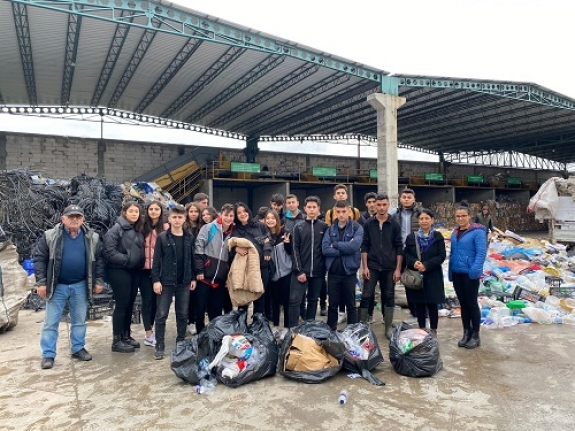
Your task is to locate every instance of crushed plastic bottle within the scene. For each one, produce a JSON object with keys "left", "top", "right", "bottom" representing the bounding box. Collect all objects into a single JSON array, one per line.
[
  {"left": 195, "top": 377, "right": 217, "bottom": 395},
  {"left": 338, "top": 390, "right": 348, "bottom": 405}
]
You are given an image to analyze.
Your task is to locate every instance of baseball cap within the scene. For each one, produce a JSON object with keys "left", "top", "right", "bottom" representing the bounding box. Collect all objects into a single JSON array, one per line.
[{"left": 62, "top": 205, "right": 84, "bottom": 217}]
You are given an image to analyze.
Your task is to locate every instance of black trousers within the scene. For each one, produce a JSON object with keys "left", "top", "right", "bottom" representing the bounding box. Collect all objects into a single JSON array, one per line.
[
  {"left": 326, "top": 273, "right": 357, "bottom": 330},
  {"left": 108, "top": 268, "right": 140, "bottom": 337},
  {"left": 288, "top": 275, "right": 323, "bottom": 327},
  {"left": 416, "top": 303, "right": 439, "bottom": 330},
  {"left": 139, "top": 269, "right": 156, "bottom": 332},
  {"left": 452, "top": 272, "right": 481, "bottom": 332},
  {"left": 155, "top": 284, "right": 190, "bottom": 344},
  {"left": 360, "top": 269, "right": 395, "bottom": 309},
  {"left": 195, "top": 281, "right": 225, "bottom": 333},
  {"left": 268, "top": 274, "right": 291, "bottom": 327}
]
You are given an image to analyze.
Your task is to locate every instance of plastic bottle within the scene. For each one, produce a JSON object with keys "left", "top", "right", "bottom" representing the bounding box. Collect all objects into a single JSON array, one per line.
[
  {"left": 338, "top": 390, "right": 348, "bottom": 405},
  {"left": 195, "top": 378, "right": 216, "bottom": 395}
]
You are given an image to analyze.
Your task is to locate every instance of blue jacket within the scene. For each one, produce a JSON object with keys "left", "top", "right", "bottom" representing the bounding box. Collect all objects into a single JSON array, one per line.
[
  {"left": 322, "top": 220, "right": 363, "bottom": 275},
  {"left": 449, "top": 223, "right": 487, "bottom": 280}
]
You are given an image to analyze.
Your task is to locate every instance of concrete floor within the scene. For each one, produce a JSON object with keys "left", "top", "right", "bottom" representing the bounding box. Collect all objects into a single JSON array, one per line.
[{"left": 1, "top": 307, "right": 574, "bottom": 431}]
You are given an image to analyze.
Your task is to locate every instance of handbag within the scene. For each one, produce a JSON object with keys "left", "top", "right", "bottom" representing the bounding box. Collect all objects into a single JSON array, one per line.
[{"left": 401, "top": 235, "right": 423, "bottom": 290}]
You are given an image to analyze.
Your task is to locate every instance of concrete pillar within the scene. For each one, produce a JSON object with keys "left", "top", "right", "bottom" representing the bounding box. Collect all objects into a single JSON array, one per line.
[
  {"left": 0, "top": 132, "right": 7, "bottom": 170},
  {"left": 367, "top": 93, "right": 406, "bottom": 206},
  {"left": 97, "top": 140, "right": 106, "bottom": 178}
]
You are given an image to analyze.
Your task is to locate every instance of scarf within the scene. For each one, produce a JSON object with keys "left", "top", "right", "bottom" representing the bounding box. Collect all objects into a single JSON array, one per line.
[{"left": 416, "top": 228, "right": 435, "bottom": 254}]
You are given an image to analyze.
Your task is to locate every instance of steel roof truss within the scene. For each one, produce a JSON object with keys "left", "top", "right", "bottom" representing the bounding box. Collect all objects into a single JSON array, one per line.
[
  {"left": 61, "top": 3, "right": 83, "bottom": 106},
  {"left": 135, "top": 38, "right": 203, "bottom": 113},
  {"left": 161, "top": 46, "right": 246, "bottom": 119},
  {"left": 287, "top": 99, "right": 370, "bottom": 135},
  {"left": 11, "top": 2, "right": 37, "bottom": 106},
  {"left": 445, "top": 150, "right": 565, "bottom": 170},
  {"left": 186, "top": 54, "right": 285, "bottom": 124}
]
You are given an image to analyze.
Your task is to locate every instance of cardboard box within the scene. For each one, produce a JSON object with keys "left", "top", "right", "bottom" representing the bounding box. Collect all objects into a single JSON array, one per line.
[{"left": 284, "top": 334, "right": 339, "bottom": 372}]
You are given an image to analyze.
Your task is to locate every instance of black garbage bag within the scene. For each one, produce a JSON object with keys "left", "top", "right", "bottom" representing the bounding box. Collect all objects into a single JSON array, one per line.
[
  {"left": 205, "top": 309, "right": 248, "bottom": 357},
  {"left": 170, "top": 336, "right": 211, "bottom": 385},
  {"left": 338, "top": 322, "right": 385, "bottom": 386},
  {"left": 389, "top": 322, "right": 443, "bottom": 377},
  {"left": 246, "top": 313, "right": 279, "bottom": 379},
  {"left": 279, "top": 320, "right": 345, "bottom": 384}
]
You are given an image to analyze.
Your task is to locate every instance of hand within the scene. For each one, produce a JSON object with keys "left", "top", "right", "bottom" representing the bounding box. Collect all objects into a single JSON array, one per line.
[
  {"left": 284, "top": 232, "right": 290, "bottom": 243},
  {"left": 190, "top": 281, "right": 197, "bottom": 291},
  {"left": 153, "top": 282, "right": 162, "bottom": 294},
  {"left": 37, "top": 285, "right": 47, "bottom": 299},
  {"left": 393, "top": 269, "right": 401, "bottom": 283},
  {"left": 93, "top": 284, "right": 104, "bottom": 294},
  {"left": 297, "top": 273, "right": 307, "bottom": 283},
  {"left": 264, "top": 255, "right": 271, "bottom": 261},
  {"left": 236, "top": 247, "right": 248, "bottom": 256},
  {"left": 362, "top": 268, "right": 370, "bottom": 281}
]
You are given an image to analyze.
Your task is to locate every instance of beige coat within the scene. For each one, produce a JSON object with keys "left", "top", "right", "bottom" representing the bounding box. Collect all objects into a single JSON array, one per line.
[{"left": 226, "top": 237, "right": 264, "bottom": 307}]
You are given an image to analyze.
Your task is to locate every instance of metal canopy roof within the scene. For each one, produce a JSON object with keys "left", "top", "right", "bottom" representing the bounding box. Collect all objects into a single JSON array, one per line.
[{"left": 1, "top": 0, "right": 575, "bottom": 167}]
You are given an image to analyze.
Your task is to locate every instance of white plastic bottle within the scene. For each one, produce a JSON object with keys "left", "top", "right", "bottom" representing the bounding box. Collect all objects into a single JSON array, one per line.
[{"left": 338, "top": 390, "right": 348, "bottom": 405}]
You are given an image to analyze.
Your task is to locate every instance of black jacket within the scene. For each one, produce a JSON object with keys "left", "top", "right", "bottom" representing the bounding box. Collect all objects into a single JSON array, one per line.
[
  {"left": 361, "top": 215, "right": 403, "bottom": 271},
  {"left": 292, "top": 218, "right": 327, "bottom": 277},
  {"left": 359, "top": 210, "right": 374, "bottom": 227},
  {"left": 33, "top": 223, "right": 105, "bottom": 301},
  {"left": 151, "top": 230, "right": 195, "bottom": 286},
  {"left": 103, "top": 216, "right": 145, "bottom": 269}
]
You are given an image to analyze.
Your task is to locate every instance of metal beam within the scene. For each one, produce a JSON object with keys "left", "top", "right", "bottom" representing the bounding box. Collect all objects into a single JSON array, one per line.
[
  {"left": 11, "top": 2, "right": 37, "bottom": 106},
  {"left": 108, "top": 19, "right": 160, "bottom": 108},
  {"left": 208, "top": 63, "right": 320, "bottom": 129},
  {"left": 11, "top": 0, "right": 385, "bottom": 85},
  {"left": 91, "top": 10, "right": 134, "bottom": 106},
  {"left": 135, "top": 37, "right": 204, "bottom": 113},
  {"left": 61, "top": 3, "right": 83, "bottom": 106},
  {"left": 185, "top": 54, "right": 285, "bottom": 124},
  {"left": 445, "top": 150, "right": 566, "bottom": 171},
  {"left": 398, "top": 75, "right": 575, "bottom": 112},
  {"left": 161, "top": 46, "right": 246, "bottom": 119}
]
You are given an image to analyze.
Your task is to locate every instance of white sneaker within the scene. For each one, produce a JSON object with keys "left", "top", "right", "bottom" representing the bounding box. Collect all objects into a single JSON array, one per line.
[
  {"left": 144, "top": 333, "right": 156, "bottom": 347},
  {"left": 337, "top": 312, "right": 347, "bottom": 324},
  {"left": 187, "top": 324, "right": 197, "bottom": 336}
]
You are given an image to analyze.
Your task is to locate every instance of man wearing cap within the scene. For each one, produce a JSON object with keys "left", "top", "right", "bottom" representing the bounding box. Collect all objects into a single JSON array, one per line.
[{"left": 33, "top": 205, "right": 105, "bottom": 369}]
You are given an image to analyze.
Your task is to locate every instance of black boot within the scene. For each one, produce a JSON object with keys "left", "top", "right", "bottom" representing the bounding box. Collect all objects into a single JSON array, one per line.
[
  {"left": 112, "top": 335, "right": 135, "bottom": 353},
  {"left": 123, "top": 332, "right": 141, "bottom": 348},
  {"left": 465, "top": 330, "right": 481, "bottom": 349},
  {"left": 458, "top": 330, "right": 471, "bottom": 347}
]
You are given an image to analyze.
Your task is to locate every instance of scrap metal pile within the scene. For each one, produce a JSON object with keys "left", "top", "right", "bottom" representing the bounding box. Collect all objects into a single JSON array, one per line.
[{"left": 0, "top": 169, "right": 123, "bottom": 260}]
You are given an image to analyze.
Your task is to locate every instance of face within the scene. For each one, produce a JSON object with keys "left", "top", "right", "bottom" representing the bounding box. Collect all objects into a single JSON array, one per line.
[
  {"left": 61, "top": 214, "right": 84, "bottom": 231},
  {"left": 270, "top": 202, "right": 283, "bottom": 212},
  {"left": 285, "top": 197, "right": 299, "bottom": 212},
  {"left": 455, "top": 209, "right": 471, "bottom": 228},
  {"left": 483, "top": 208, "right": 489, "bottom": 214},
  {"left": 264, "top": 213, "right": 277, "bottom": 229},
  {"left": 365, "top": 198, "right": 376, "bottom": 214},
  {"left": 418, "top": 212, "right": 434, "bottom": 232},
  {"left": 147, "top": 204, "right": 161, "bottom": 222},
  {"left": 124, "top": 205, "right": 140, "bottom": 224},
  {"left": 375, "top": 199, "right": 389, "bottom": 216},
  {"left": 221, "top": 210, "right": 234, "bottom": 228},
  {"left": 236, "top": 206, "right": 250, "bottom": 225},
  {"left": 197, "top": 199, "right": 208, "bottom": 210},
  {"left": 169, "top": 212, "right": 186, "bottom": 228},
  {"left": 400, "top": 193, "right": 415, "bottom": 209},
  {"left": 202, "top": 209, "right": 213, "bottom": 224},
  {"left": 334, "top": 188, "right": 347, "bottom": 201},
  {"left": 335, "top": 206, "right": 349, "bottom": 224},
  {"left": 304, "top": 201, "right": 320, "bottom": 219},
  {"left": 188, "top": 206, "right": 200, "bottom": 222}
]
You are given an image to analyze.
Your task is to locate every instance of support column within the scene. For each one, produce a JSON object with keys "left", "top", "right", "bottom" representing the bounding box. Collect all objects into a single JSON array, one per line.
[
  {"left": 367, "top": 93, "right": 406, "bottom": 205},
  {"left": 0, "top": 132, "right": 7, "bottom": 170},
  {"left": 244, "top": 135, "right": 259, "bottom": 163}
]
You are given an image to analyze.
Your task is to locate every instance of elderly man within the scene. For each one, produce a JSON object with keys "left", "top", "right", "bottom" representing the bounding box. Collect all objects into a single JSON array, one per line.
[{"left": 33, "top": 205, "right": 105, "bottom": 369}]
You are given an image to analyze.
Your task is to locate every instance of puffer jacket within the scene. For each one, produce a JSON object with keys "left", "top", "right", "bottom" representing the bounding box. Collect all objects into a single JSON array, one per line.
[
  {"left": 449, "top": 224, "right": 487, "bottom": 280},
  {"left": 322, "top": 220, "right": 363, "bottom": 275},
  {"left": 231, "top": 220, "right": 272, "bottom": 268},
  {"left": 226, "top": 237, "right": 264, "bottom": 307},
  {"left": 103, "top": 216, "right": 145, "bottom": 269},
  {"left": 194, "top": 219, "right": 234, "bottom": 285},
  {"left": 33, "top": 223, "right": 105, "bottom": 301}
]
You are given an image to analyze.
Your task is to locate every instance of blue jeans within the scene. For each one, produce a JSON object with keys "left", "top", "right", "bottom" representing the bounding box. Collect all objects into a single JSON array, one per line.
[{"left": 41, "top": 280, "right": 88, "bottom": 358}]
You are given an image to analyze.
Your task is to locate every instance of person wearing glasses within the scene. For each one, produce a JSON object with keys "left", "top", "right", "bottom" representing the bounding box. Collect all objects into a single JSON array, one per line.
[{"left": 449, "top": 202, "right": 487, "bottom": 349}]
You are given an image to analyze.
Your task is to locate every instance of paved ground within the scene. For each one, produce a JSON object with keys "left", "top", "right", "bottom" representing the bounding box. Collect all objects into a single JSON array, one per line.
[{"left": 1, "top": 305, "right": 574, "bottom": 431}]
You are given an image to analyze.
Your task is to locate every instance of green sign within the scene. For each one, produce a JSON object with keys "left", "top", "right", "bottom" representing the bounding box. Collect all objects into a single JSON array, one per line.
[
  {"left": 313, "top": 167, "right": 337, "bottom": 177},
  {"left": 369, "top": 169, "right": 377, "bottom": 179},
  {"left": 507, "top": 176, "right": 522, "bottom": 185},
  {"left": 424, "top": 172, "right": 444, "bottom": 181},
  {"left": 467, "top": 175, "right": 484, "bottom": 184},
  {"left": 231, "top": 162, "right": 260, "bottom": 173}
]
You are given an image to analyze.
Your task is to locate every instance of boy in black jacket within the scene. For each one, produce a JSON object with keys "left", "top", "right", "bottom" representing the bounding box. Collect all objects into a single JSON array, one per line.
[{"left": 152, "top": 205, "right": 196, "bottom": 360}]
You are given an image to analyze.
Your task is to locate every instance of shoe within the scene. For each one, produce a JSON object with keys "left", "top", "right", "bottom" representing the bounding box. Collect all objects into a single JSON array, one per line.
[
  {"left": 405, "top": 316, "right": 418, "bottom": 325},
  {"left": 144, "top": 333, "right": 156, "bottom": 347},
  {"left": 320, "top": 307, "right": 327, "bottom": 316},
  {"left": 187, "top": 324, "right": 197, "bottom": 336},
  {"left": 41, "top": 357, "right": 54, "bottom": 369},
  {"left": 71, "top": 348, "right": 92, "bottom": 361},
  {"left": 465, "top": 330, "right": 481, "bottom": 349},
  {"left": 458, "top": 330, "right": 472, "bottom": 347},
  {"left": 384, "top": 307, "right": 395, "bottom": 340},
  {"left": 112, "top": 335, "right": 135, "bottom": 353},
  {"left": 154, "top": 343, "right": 165, "bottom": 360},
  {"left": 123, "top": 333, "right": 140, "bottom": 348},
  {"left": 337, "top": 312, "right": 347, "bottom": 324},
  {"left": 368, "top": 315, "right": 375, "bottom": 324},
  {"left": 430, "top": 328, "right": 437, "bottom": 337}
]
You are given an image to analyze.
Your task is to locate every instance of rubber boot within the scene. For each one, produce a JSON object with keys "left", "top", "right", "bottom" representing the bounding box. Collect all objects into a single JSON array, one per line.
[
  {"left": 111, "top": 335, "right": 135, "bottom": 353},
  {"left": 123, "top": 332, "right": 141, "bottom": 348},
  {"left": 465, "top": 330, "right": 481, "bottom": 349},
  {"left": 457, "top": 329, "right": 471, "bottom": 347},
  {"left": 358, "top": 308, "right": 369, "bottom": 324},
  {"left": 384, "top": 307, "right": 395, "bottom": 339}
]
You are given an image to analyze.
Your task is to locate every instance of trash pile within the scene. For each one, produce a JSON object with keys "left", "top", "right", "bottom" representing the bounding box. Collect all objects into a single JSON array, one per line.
[{"left": 0, "top": 242, "right": 32, "bottom": 332}]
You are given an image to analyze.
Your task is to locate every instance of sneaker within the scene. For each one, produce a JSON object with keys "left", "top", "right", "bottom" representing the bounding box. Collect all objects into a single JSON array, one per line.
[
  {"left": 71, "top": 348, "right": 92, "bottom": 361},
  {"left": 154, "top": 343, "right": 165, "bottom": 360},
  {"left": 320, "top": 307, "right": 327, "bottom": 316},
  {"left": 186, "top": 324, "right": 197, "bottom": 336},
  {"left": 405, "top": 316, "right": 418, "bottom": 325},
  {"left": 368, "top": 315, "right": 375, "bottom": 324},
  {"left": 144, "top": 333, "right": 156, "bottom": 347},
  {"left": 337, "top": 312, "right": 347, "bottom": 324},
  {"left": 41, "top": 357, "right": 54, "bottom": 369}
]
